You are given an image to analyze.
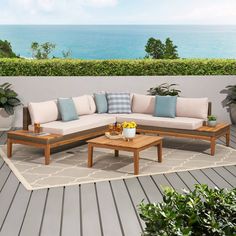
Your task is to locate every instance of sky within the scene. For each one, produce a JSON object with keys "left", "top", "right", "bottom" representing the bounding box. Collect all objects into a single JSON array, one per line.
[{"left": 0, "top": 0, "right": 236, "bottom": 25}]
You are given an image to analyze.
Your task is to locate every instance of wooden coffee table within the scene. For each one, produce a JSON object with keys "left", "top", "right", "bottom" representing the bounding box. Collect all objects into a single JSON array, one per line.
[{"left": 87, "top": 135, "right": 163, "bottom": 175}]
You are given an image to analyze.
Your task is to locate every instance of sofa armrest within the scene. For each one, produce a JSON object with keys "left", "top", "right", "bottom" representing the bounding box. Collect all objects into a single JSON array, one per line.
[{"left": 23, "top": 107, "right": 31, "bottom": 130}]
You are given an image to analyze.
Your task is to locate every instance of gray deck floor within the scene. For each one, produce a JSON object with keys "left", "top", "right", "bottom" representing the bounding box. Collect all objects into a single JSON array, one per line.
[{"left": 0, "top": 127, "right": 235, "bottom": 236}]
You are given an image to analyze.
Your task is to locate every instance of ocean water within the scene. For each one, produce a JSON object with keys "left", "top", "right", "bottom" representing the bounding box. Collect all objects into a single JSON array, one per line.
[{"left": 0, "top": 25, "right": 236, "bottom": 59}]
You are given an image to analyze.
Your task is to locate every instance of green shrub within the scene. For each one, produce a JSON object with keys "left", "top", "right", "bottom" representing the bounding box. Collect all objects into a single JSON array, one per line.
[
  {"left": 139, "top": 184, "right": 236, "bottom": 236},
  {"left": 0, "top": 58, "right": 236, "bottom": 76}
]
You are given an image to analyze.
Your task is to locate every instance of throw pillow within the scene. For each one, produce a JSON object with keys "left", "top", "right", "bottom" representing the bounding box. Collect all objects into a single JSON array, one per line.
[
  {"left": 58, "top": 98, "right": 78, "bottom": 122},
  {"left": 106, "top": 92, "right": 132, "bottom": 114},
  {"left": 154, "top": 96, "right": 177, "bottom": 118},
  {"left": 94, "top": 93, "right": 108, "bottom": 113}
]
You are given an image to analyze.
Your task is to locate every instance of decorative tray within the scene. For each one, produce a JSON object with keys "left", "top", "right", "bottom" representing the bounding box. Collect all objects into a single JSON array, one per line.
[{"left": 105, "top": 132, "right": 124, "bottom": 140}]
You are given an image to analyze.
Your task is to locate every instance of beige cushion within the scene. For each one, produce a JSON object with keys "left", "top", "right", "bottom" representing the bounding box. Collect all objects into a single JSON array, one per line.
[
  {"left": 132, "top": 94, "right": 155, "bottom": 114},
  {"left": 176, "top": 97, "right": 208, "bottom": 119},
  {"left": 116, "top": 113, "right": 203, "bottom": 130},
  {"left": 28, "top": 100, "right": 59, "bottom": 124},
  {"left": 29, "top": 114, "right": 116, "bottom": 135},
  {"left": 72, "top": 95, "right": 96, "bottom": 116}
]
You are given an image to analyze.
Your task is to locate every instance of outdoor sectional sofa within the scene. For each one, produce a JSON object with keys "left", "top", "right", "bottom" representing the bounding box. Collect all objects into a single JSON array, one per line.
[{"left": 21, "top": 93, "right": 230, "bottom": 163}]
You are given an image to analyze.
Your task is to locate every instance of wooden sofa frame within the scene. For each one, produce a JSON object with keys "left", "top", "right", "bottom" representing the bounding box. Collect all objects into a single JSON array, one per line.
[{"left": 22, "top": 102, "right": 230, "bottom": 157}]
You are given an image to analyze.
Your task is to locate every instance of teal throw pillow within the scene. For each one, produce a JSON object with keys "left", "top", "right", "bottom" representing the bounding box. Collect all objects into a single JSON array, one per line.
[
  {"left": 154, "top": 96, "right": 177, "bottom": 118},
  {"left": 94, "top": 93, "right": 108, "bottom": 113},
  {"left": 58, "top": 98, "right": 78, "bottom": 122}
]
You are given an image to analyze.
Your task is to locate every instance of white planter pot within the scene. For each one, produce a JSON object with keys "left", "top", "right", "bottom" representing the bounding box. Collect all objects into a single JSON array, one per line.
[
  {"left": 230, "top": 103, "right": 236, "bottom": 124},
  {"left": 122, "top": 128, "right": 136, "bottom": 140},
  {"left": 0, "top": 108, "right": 15, "bottom": 131},
  {"left": 208, "top": 120, "right": 217, "bottom": 127}
]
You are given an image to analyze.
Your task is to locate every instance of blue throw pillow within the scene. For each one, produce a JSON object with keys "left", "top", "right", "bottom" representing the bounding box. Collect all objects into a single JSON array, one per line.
[
  {"left": 58, "top": 98, "right": 78, "bottom": 122},
  {"left": 154, "top": 96, "right": 177, "bottom": 118},
  {"left": 94, "top": 93, "right": 108, "bottom": 113}
]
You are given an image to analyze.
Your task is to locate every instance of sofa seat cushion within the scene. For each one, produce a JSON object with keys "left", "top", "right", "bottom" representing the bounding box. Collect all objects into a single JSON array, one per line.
[
  {"left": 29, "top": 114, "right": 116, "bottom": 135},
  {"left": 116, "top": 113, "right": 204, "bottom": 130}
]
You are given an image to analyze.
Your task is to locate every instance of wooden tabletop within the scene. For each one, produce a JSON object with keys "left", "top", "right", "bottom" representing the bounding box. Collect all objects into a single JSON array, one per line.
[
  {"left": 87, "top": 135, "right": 163, "bottom": 149},
  {"left": 7, "top": 130, "right": 61, "bottom": 140},
  {"left": 197, "top": 123, "right": 230, "bottom": 132}
]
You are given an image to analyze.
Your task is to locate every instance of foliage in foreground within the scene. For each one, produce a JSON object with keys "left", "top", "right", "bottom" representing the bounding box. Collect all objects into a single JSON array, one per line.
[
  {"left": 139, "top": 184, "right": 236, "bottom": 236},
  {"left": 0, "top": 58, "right": 236, "bottom": 76}
]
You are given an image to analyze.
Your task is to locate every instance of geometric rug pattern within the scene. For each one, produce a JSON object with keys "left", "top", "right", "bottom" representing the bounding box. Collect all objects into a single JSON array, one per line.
[{"left": 0, "top": 137, "right": 236, "bottom": 190}]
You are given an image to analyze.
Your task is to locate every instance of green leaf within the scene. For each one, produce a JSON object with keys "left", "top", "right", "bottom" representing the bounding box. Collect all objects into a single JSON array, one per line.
[
  {"left": 3, "top": 104, "right": 14, "bottom": 115},
  {"left": 0, "top": 97, "right": 7, "bottom": 104}
]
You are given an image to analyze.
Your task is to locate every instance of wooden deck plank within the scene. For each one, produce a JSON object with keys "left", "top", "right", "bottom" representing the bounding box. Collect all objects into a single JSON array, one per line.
[
  {"left": 81, "top": 183, "right": 102, "bottom": 236},
  {"left": 0, "top": 132, "right": 7, "bottom": 145},
  {"left": 0, "top": 173, "right": 19, "bottom": 230},
  {"left": 201, "top": 168, "right": 233, "bottom": 189},
  {"left": 19, "top": 189, "right": 48, "bottom": 236},
  {"left": 40, "top": 187, "right": 64, "bottom": 236},
  {"left": 176, "top": 171, "right": 200, "bottom": 191},
  {"left": 61, "top": 186, "right": 81, "bottom": 236},
  {"left": 124, "top": 178, "right": 148, "bottom": 230},
  {"left": 0, "top": 158, "right": 4, "bottom": 169},
  {"left": 96, "top": 181, "right": 123, "bottom": 236},
  {"left": 164, "top": 172, "right": 190, "bottom": 192},
  {"left": 0, "top": 184, "right": 31, "bottom": 236},
  {"left": 212, "top": 166, "right": 236, "bottom": 187},
  {"left": 0, "top": 163, "right": 11, "bottom": 192},
  {"left": 224, "top": 165, "right": 236, "bottom": 177},
  {"left": 188, "top": 169, "right": 217, "bottom": 188},
  {"left": 138, "top": 176, "right": 163, "bottom": 202},
  {"left": 111, "top": 179, "right": 142, "bottom": 236},
  {"left": 151, "top": 174, "right": 172, "bottom": 194}
]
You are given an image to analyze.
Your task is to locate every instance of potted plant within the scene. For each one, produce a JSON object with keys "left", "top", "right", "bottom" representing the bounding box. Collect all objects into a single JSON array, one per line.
[
  {"left": 0, "top": 82, "right": 21, "bottom": 130},
  {"left": 147, "top": 83, "right": 181, "bottom": 96},
  {"left": 221, "top": 85, "right": 236, "bottom": 124},
  {"left": 207, "top": 115, "right": 217, "bottom": 127},
  {"left": 122, "top": 121, "right": 137, "bottom": 141}
]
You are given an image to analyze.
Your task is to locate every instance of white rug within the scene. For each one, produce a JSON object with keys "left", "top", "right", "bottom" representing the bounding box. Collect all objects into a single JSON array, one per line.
[{"left": 0, "top": 137, "right": 236, "bottom": 190}]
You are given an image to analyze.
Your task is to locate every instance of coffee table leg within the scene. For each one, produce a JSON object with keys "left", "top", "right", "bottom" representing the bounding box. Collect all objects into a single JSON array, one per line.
[
  {"left": 7, "top": 139, "right": 12, "bottom": 158},
  {"left": 44, "top": 145, "right": 50, "bottom": 165},
  {"left": 226, "top": 129, "right": 230, "bottom": 147},
  {"left": 210, "top": 137, "right": 216, "bottom": 156},
  {"left": 88, "top": 144, "right": 94, "bottom": 167},
  {"left": 114, "top": 150, "right": 119, "bottom": 157},
  {"left": 157, "top": 142, "right": 162, "bottom": 163},
  {"left": 134, "top": 151, "right": 139, "bottom": 175}
]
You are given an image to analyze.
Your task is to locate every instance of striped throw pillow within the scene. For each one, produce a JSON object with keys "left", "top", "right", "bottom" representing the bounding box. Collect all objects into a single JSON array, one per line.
[{"left": 106, "top": 92, "right": 132, "bottom": 114}]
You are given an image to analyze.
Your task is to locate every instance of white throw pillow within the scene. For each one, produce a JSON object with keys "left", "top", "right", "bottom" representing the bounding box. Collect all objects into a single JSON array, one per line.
[
  {"left": 132, "top": 94, "right": 155, "bottom": 114},
  {"left": 72, "top": 95, "right": 96, "bottom": 115},
  {"left": 28, "top": 100, "right": 59, "bottom": 124},
  {"left": 176, "top": 97, "right": 209, "bottom": 119}
]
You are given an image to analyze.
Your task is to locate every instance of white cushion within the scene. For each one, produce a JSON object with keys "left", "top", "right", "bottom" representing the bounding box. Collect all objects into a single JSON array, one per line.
[
  {"left": 132, "top": 94, "right": 155, "bottom": 114},
  {"left": 176, "top": 97, "right": 208, "bottom": 119},
  {"left": 28, "top": 100, "right": 59, "bottom": 124},
  {"left": 116, "top": 113, "right": 203, "bottom": 130},
  {"left": 72, "top": 95, "right": 96, "bottom": 116},
  {"left": 28, "top": 114, "right": 116, "bottom": 135}
]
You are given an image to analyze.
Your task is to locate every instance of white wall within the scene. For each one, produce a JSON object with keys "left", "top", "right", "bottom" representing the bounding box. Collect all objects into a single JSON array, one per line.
[{"left": 1, "top": 76, "right": 235, "bottom": 127}]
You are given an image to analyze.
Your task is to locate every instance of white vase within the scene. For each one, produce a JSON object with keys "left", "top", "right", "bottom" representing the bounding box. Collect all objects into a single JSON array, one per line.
[
  {"left": 0, "top": 108, "right": 15, "bottom": 131},
  {"left": 208, "top": 120, "right": 217, "bottom": 127},
  {"left": 230, "top": 103, "right": 236, "bottom": 124},
  {"left": 122, "top": 128, "right": 136, "bottom": 140}
]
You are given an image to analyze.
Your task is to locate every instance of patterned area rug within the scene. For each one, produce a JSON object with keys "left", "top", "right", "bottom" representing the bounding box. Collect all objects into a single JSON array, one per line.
[{"left": 0, "top": 137, "right": 236, "bottom": 190}]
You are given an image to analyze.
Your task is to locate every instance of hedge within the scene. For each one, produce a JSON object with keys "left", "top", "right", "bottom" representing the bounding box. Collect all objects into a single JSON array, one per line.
[{"left": 0, "top": 58, "right": 236, "bottom": 76}]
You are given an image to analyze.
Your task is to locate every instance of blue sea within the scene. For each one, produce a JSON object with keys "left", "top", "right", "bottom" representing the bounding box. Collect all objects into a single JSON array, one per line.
[{"left": 1, "top": 25, "right": 236, "bottom": 59}]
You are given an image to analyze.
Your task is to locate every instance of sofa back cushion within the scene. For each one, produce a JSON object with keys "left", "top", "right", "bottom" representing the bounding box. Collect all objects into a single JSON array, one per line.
[
  {"left": 132, "top": 94, "right": 155, "bottom": 114},
  {"left": 58, "top": 98, "right": 78, "bottom": 122},
  {"left": 28, "top": 100, "right": 59, "bottom": 124},
  {"left": 154, "top": 96, "right": 177, "bottom": 118},
  {"left": 72, "top": 95, "right": 96, "bottom": 116},
  {"left": 106, "top": 92, "right": 132, "bottom": 114},
  {"left": 176, "top": 97, "right": 208, "bottom": 119}
]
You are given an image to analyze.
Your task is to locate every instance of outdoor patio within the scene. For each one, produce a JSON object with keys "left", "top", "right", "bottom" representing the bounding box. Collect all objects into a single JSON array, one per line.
[{"left": 0, "top": 126, "right": 235, "bottom": 236}]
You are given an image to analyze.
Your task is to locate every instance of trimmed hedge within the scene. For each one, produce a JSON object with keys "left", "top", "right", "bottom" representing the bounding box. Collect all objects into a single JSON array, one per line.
[{"left": 0, "top": 58, "right": 236, "bottom": 76}]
